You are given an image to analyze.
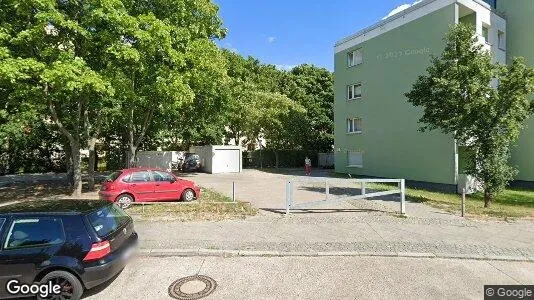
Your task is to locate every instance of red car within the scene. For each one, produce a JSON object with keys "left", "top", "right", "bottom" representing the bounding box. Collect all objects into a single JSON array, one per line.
[{"left": 98, "top": 168, "right": 201, "bottom": 208}]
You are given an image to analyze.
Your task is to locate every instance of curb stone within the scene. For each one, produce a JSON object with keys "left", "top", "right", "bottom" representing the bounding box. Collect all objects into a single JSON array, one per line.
[{"left": 137, "top": 248, "right": 534, "bottom": 262}]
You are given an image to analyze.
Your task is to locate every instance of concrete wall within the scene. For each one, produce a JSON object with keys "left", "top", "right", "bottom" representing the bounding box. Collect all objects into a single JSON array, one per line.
[{"left": 334, "top": 4, "right": 458, "bottom": 184}]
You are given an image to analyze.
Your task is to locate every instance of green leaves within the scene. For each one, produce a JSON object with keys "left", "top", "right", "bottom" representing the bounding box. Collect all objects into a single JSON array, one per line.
[{"left": 405, "top": 23, "right": 534, "bottom": 205}]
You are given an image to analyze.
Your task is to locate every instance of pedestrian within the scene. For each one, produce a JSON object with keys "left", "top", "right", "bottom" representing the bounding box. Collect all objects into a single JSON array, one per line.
[{"left": 304, "top": 156, "right": 312, "bottom": 176}]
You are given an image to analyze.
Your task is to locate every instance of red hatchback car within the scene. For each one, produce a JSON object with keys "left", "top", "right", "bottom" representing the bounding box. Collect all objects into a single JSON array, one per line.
[{"left": 99, "top": 168, "right": 201, "bottom": 208}]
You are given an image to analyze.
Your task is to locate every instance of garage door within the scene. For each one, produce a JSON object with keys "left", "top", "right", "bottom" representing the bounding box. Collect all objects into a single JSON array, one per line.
[{"left": 214, "top": 149, "right": 240, "bottom": 173}]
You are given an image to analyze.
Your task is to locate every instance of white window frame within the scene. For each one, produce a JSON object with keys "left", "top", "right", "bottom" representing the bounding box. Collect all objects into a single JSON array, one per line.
[
  {"left": 347, "top": 49, "right": 362, "bottom": 67},
  {"left": 347, "top": 83, "right": 362, "bottom": 100},
  {"left": 347, "top": 151, "right": 363, "bottom": 168},
  {"left": 347, "top": 118, "right": 362, "bottom": 134}
]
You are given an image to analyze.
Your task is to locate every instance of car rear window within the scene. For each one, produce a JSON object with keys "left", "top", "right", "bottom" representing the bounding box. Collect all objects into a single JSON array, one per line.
[
  {"left": 87, "top": 204, "right": 130, "bottom": 238},
  {"left": 105, "top": 171, "right": 122, "bottom": 182}
]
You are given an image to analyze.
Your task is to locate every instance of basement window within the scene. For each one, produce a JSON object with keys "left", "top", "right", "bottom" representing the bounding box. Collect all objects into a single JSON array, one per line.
[{"left": 347, "top": 151, "right": 363, "bottom": 168}]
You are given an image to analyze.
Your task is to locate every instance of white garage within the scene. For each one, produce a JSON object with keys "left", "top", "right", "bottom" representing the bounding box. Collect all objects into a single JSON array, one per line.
[{"left": 191, "top": 145, "right": 242, "bottom": 174}]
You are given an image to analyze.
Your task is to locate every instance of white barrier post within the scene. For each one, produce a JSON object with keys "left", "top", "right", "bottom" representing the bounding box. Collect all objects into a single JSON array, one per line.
[
  {"left": 400, "top": 179, "right": 406, "bottom": 214},
  {"left": 461, "top": 188, "right": 466, "bottom": 217},
  {"left": 361, "top": 181, "right": 366, "bottom": 198},
  {"left": 232, "top": 181, "right": 236, "bottom": 202},
  {"left": 286, "top": 181, "right": 291, "bottom": 215}
]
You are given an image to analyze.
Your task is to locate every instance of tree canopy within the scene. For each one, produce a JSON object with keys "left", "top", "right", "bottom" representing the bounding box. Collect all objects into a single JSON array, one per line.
[{"left": 0, "top": 0, "right": 334, "bottom": 194}]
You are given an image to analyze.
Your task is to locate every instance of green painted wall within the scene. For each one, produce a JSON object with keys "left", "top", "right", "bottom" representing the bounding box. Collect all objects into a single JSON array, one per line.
[
  {"left": 334, "top": 4, "right": 457, "bottom": 184},
  {"left": 497, "top": 1, "right": 534, "bottom": 181}
]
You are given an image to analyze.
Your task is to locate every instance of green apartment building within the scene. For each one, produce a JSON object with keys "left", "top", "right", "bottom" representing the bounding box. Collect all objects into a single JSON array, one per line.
[{"left": 334, "top": 0, "right": 534, "bottom": 189}]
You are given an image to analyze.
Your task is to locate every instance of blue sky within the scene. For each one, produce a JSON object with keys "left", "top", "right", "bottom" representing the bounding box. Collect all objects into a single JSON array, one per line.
[{"left": 214, "top": 0, "right": 419, "bottom": 71}]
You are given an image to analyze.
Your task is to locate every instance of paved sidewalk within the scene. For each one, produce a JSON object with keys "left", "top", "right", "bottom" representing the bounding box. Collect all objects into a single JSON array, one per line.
[{"left": 134, "top": 210, "right": 534, "bottom": 261}]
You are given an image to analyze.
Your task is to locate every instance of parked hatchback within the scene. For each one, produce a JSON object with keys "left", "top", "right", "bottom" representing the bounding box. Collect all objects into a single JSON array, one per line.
[
  {"left": 0, "top": 199, "right": 138, "bottom": 300},
  {"left": 99, "top": 168, "right": 201, "bottom": 208}
]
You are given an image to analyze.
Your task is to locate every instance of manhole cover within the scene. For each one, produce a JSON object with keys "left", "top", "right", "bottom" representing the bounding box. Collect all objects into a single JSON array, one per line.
[{"left": 168, "top": 275, "right": 217, "bottom": 300}]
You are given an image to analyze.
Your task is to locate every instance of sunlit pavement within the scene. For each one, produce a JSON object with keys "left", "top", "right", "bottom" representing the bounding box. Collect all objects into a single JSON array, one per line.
[{"left": 84, "top": 255, "right": 534, "bottom": 299}]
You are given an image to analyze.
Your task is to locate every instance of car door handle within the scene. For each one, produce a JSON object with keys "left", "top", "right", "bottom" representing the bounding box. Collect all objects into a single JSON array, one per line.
[{"left": 155, "top": 184, "right": 160, "bottom": 186}]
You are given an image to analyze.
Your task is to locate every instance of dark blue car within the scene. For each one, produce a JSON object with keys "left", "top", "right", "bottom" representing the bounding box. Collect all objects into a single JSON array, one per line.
[{"left": 0, "top": 200, "right": 138, "bottom": 300}]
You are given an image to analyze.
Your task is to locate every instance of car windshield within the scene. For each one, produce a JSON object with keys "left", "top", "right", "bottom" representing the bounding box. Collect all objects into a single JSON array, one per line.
[
  {"left": 87, "top": 204, "right": 130, "bottom": 238},
  {"left": 105, "top": 171, "right": 122, "bottom": 182}
]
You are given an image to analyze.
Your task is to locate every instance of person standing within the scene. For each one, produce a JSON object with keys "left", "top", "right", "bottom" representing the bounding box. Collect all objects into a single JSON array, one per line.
[{"left": 304, "top": 156, "right": 312, "bottom": 176}]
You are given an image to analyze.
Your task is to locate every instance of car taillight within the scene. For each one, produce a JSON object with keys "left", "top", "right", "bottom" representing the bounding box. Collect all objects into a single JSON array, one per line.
[
  {"left": 83, "top": 241, "right": 111, "bottom": 261},
  {"left": 102, "top": 184, "right": 115, "bottom": 191}
]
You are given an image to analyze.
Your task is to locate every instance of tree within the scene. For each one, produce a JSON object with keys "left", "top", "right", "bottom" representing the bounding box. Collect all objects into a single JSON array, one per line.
[
  {"left": 107, "top": 0, "right": 226, "bottom": 166},
  {"left": 279, "top": 65, "right": 334, "bottom": 151},
  {"left": 0, "top": 0, "right": 122, "bottom": 195},
  {"left": 405, "top": 24, "right": 534, "bottom": 207},
  {"left": 221, "top": 51, "right": 304, "bottom": 152}
]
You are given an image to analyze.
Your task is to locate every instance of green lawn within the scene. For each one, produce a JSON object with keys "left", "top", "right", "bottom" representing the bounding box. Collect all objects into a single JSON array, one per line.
[
  {"left": 370, "top": 183, "right": 534, "bottom": 219},
  {"left": 126, "top": 188, "right": 258, "bottom": 221}
]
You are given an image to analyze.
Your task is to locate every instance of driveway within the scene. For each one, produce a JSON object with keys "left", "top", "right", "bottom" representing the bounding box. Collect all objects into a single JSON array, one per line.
[
  {"left": 85, "top": 255, "right": 534, "bottom": 299},
  {"left": 179, "top": 169, "right": 460, "bottom": 219}
]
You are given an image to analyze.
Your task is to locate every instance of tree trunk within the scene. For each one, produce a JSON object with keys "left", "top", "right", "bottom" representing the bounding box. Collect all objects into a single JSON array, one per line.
[
  {"left": 70, "top": 141, "right": 82, "bottom": 196},
  {"left": 274, "top": 150, "right": 279, "bottom": 169},
  {"left": 129, "top": 145, "right": 137, "bottom": 167},
  {"left": 87, "top": 138, "right": 97, "bottom": 191},
  {"left": 484, "top": 189, "right": 492, "bottom": 208}
]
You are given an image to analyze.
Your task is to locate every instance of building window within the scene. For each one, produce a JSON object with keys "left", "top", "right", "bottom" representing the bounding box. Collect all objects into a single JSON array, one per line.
[
  {"left": 498, "top": 31, "right": 505, "bottom": 50},
  {"left": 347, "top": 83, "right": 362, "bottom": 100},
  {"left": 347, "top": 118, "right": 362, "bottom": 133},
  {"left": 348, "top": 49, "right": 362, "bottom": 67},
  {"left": 483, "top": 0, "right": 497, "bottom": 9},
  {"left": 347, "top": 151, "right": 363, "bottom": 167},
  {"left": 482, "top": 25, "right": 490, "bottom": 44}
]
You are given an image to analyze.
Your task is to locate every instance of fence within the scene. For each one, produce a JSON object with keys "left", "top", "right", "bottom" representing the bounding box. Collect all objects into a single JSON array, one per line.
[
  {"left": 285, "top": 178, "right": 406, "bottom": 215},
  {"left": 318, "top": 152, "right": 334, "bottom": 168}
]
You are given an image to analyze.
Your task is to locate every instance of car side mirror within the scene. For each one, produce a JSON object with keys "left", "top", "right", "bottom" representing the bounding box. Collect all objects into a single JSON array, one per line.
[{"left": 170, "top": 178, "right": 176, "bottom": 183}]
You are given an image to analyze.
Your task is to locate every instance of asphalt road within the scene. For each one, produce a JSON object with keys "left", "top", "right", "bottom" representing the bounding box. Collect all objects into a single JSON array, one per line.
[{"left": 84, "top": 255, "right": 534, "bottom": 300}]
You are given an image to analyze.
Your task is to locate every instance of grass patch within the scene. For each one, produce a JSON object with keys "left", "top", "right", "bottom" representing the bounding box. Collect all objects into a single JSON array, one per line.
[
  {"left": 126, "top": 188, "right": 258, "bottom": 221},
  {"left": 368, "top": 183, "right": 534, "bottom": 219}
]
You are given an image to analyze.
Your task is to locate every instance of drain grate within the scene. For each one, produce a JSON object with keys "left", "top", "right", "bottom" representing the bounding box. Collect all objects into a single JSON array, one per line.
[{"left": 168, "top": 275, "right": 217, "bottom": 300}]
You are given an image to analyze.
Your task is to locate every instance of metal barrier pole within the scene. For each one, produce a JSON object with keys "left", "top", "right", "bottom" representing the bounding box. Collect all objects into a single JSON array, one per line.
[
  {"left": 286, "top": 181, "right": 291, "bottom": 215},
  {"left": 400, "top": 179, "right": 406, "bottom": 214},
  {"left": 325, "top": 181, "right": 330, "bottom": 201},
  {"left": 290, "top": 181, "right": 294, "bottom": 208},
  {"left": 461, "top": 188, "right": 466, "bottom": 217},
  {"left": 361, "top": 181, "right": 366, "bottom": 198},
  {"left": 232, "top": 181, "right": 236, "bottom": 203}
]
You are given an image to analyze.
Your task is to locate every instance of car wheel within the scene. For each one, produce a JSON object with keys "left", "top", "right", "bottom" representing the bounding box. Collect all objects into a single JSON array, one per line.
[
  {"left": 116, "top": 194, "right": 134, "bottom": 209},
  {"left": 38, "top": 270, "right": 83, "bottom": 300},
  {"left": 181, "top": 189, "right": 195, "bottom": 202}
]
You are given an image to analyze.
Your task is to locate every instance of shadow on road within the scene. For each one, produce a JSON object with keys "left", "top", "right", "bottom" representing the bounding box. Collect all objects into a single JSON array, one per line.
[{"left": 261, "top": 207, "right": 388, "bottom": 214}]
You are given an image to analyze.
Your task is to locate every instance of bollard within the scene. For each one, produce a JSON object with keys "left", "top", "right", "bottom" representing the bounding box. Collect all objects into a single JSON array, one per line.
[
  {"left": 285, "top": 181, "right": 291, "bottom": 215},
  {"left": 400, "top": 179, "right": 406, "bottom": 214},
  {"left": 461, "top": 188, "right": 466, "bottom": 217},
  {"left": 232, "top": 181, "right": 236, "bottom": 202},
  {"left": 361, "top": 181, "right": 366, "bottom": 197}
]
